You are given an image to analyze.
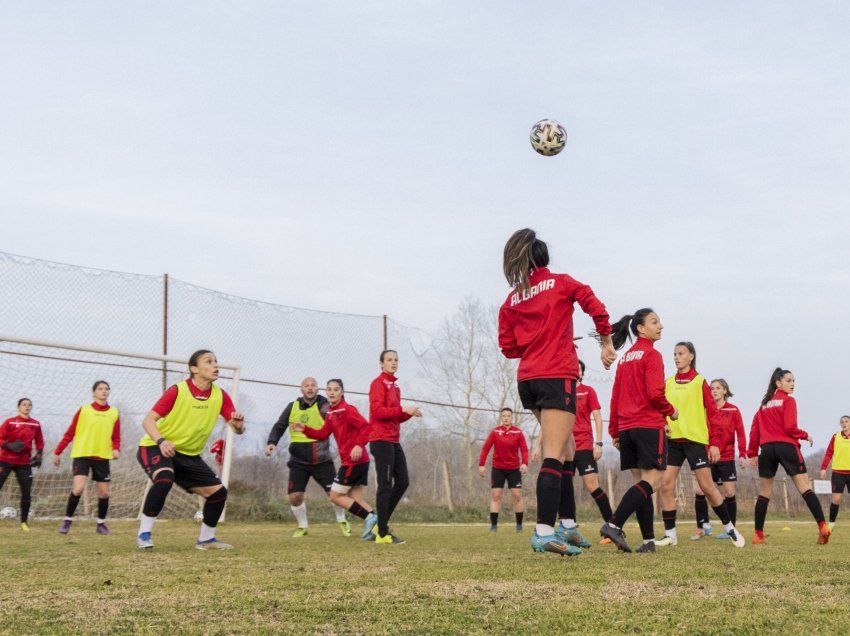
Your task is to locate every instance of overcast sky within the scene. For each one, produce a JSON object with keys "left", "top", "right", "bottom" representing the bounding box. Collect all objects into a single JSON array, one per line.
[{"left": 2, "top": 2, "right": 849, "bottom": 445}]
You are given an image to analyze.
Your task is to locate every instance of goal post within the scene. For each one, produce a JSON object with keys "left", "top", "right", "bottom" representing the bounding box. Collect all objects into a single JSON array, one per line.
[{"left": 0, "top": 335, "right": 241, "bottom": 521}]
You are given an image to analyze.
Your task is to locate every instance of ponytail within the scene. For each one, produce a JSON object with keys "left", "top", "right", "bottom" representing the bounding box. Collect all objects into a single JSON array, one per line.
[
  {"left": 503, "top": 228, "right": 550, "bottom": 294},
  {"left": 761, "top": 367, "right": 790, "bottom": 406},
  {"left": 610, "top": 308, "right": 655, "bottom": 350}
]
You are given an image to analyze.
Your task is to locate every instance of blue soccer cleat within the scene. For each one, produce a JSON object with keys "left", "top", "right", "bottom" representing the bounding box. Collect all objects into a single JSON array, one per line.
[
  {"left": 556, "top": 525, "right": 592, "bottom": 549},
  {"left": 361, "top": 512, "right": 378, "bottom": 540},
  {"left": 531, "top": 530, "right": 581, "bottom": 556}
]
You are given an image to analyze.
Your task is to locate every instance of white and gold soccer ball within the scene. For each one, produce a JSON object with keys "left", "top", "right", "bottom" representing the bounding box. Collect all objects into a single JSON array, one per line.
[
  {"left": 0, "top": 506, "right": 17, "bottom": 520},
  {"left": 529, "top": 119, "right": 567, "bottom": 156},
  {"left": 193, "top": 510, "right": 204, "bottom": 523}
]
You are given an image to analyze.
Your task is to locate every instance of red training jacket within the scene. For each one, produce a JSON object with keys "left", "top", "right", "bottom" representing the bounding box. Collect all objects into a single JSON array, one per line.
[
  {"left": 369, "top": 372, "right": 412, "bottom": 443},
  {"left": 54, "top": 402, "right": 122, "bottom": 457},
  {"left": 574, "top": 383, "right": 601, "bottom": 451},
  {"left": 609, "top": 337, "right": 675, "bottom": 438},
  {"left": 303, "top": 399, "right": 370, "bottom": 466},
  {"left": 0, "top": 416, "right": 44, "bottom": 465},
  {"left": 498, "top": 267, "right": 611, "bottom": 381},
  {"left": 714, "top": 401, "right": 746, "bottom": 461},
  {"left": 820, "top": 432, "right": 850, "bottom": 474},
  {"left": 746, "top": 389, "right": 808, "bottom": 457},
  {"left": 479, "top": 425, "right": 528, "bottom": 470}
]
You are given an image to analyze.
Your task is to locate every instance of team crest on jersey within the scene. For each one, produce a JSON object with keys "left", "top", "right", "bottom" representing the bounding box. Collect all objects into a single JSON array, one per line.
[{"left": 300, "top": 414, "right": 310, "bottom": 424}]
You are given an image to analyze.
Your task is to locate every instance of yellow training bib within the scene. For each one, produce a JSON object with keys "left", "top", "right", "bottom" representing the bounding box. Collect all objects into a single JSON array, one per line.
[
  {"left": 665, "top": 374, "right": 709, "bottom": 445},
  {"left": 140, "top": 381, "right": 223, "bottom": 456},
  {"left": 72, "top": 404, "right": 118, "bottom": 459}
]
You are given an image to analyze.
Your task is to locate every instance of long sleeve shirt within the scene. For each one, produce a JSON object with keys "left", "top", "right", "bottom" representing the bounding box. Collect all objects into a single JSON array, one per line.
[
  {"left": 54, "top": 402, "right": 121, "bottom": 457},
  {"left": 609, "top": 337, "right": 675, "bottom": 438},
  {"left": 0, "top": 416, "right": 44, "bottom": 465},
  {"left": 303, "top": 399, "right": 370, "bottom": 466},
  {"left": 574, "top": 383, "right": 602, "bottom": 451},
  {"left": 368, "top": 372, "right": 412, "bottom": 443},
  {"left": 821, "top": 432, "right": 850, "bottom": 474},
  {"left": 714, "top": 402, "right": 747, "bottom": 461},
  {"left": 746, "top": 389, "right": 808, "bottom": 457},
  {"left": 498, "top": 267, "right": 611, "bottom": 381},
  {"left": 479, "top": 425, "right": 529, "bottom": 470}
]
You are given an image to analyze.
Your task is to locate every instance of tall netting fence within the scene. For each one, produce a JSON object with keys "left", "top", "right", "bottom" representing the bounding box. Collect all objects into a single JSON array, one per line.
[{"left": 0, "top": 252, "right": 836, "bottom": 522}]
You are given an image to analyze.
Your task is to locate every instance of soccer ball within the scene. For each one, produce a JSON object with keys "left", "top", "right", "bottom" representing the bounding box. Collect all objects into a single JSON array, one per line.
[
  {"left": 193, "top": 510, "right": 204, "bottom": 523},
  {"left": 0, "top": 506, "right": 17, "bottom": 520},
  {"left": 529, "top": 119, "right": 567, "bottom": 156}
]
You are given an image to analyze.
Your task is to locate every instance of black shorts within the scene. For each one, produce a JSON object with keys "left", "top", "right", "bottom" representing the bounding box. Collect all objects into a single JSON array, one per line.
[
  {"left": 667, "top": 440, "right": 709, "bottom": 470},
  {"left": 491, "top": 468, "right": 522, "bottom": 489},
  {"left": 72, "top": 458, "right": 111, "bottom": 482},
  {"left": 831, "top": 472, "right": 850, "bottom": 494},
  {"left": 332, "top": 462, "right": 369, "bottom": 492},
  {"left": 711, "top": 460, "right": 738, "bottom": 483},
  {"left": 518, "top": 378, "right": 577, "bottom": 414},
  {"left": 137, "top": 445, "right": 221, "bottom": 491},
  {"left": 574, "top": 449, "right": 599, "bottom": 476},
  {"left": 757, "top": 442, "right": 806, "bottom": 478},
  {"left": 619, "top": 427, "right": 667, "bottom": 471},
  {"left": 288, "top": 460, "right": 335, "bottom": 494}
]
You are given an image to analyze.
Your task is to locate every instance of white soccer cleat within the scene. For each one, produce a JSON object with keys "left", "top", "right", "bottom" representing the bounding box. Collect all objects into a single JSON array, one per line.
[
  {"left": 655, "top": 535, "right": 677, "bottom": 547},
  {"left": 727, "top": 526, "right": 746, "bottom": 548},
  {"left": 196, "top": 538, "right": 233, "bottom": 550},
  {"left": 136, "top": 533, "right": 154, "bottom": 550}
]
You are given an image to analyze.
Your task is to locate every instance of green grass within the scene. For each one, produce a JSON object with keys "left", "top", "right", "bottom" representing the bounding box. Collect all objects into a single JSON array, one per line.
[{"left": 0, "top": 519, "right": 848, "bottom": 635}]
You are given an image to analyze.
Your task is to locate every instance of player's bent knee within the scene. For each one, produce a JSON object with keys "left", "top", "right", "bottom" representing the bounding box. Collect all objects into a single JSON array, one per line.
[{"left": 330, "top": 483, "right": 351, "bottom": 496}]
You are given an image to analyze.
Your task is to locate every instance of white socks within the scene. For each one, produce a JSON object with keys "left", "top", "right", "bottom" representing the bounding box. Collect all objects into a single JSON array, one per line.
[
  {"left": 138, "top": 514, "right": 156, "bottom": 535},
  {"left": 666, "top": 528, "right": 678, "bottom": 540},
  {"left": 703, "top": 522, "right": 712, "bottom": 531},
  {"left": 291, "top": 503, "right": 308, "bottom": 528},
  {"left": 536, "top": 523, "right": 555, "bottom": 536},
  {"left": 559, "top": 519, "right": 576, "bottom": 529},
  {"left": 333, "top": 503, "right": 346, "bottom": 523},
  {"left": 724, "top": 522, "right": 735, "bottom": 533},
  {"left": 198, "top": 522, "right": 216, "bottom": 542}
]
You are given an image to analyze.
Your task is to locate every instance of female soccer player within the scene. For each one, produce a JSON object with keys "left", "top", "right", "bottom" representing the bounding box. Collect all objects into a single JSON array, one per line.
[
  {"left": 0, "top": 398, "right": 44, "bottom": 532},
  {"left": 53, "top": 381, "right": 120, "bottom": 535},
  {"left": 702, "top": 379, "right": 746, "bottom": 540},
  {"left": 292, "top": 379, "right": 378, "bottom": 539},
  {"left": 656, "top": 343, "right": 743, "bottom": 548},
  {"left": 136, "top": 350, "right": 244, "bottom": 550},
  {"left": 819, "top": 415, "right": 850, "bottom": 531},
  {"left": 601, "top": 309, "right": 677, "bottom": 553},
  {"left": 369, "top": 349, "right": 421, "bottom": 545},
  {"left": 498, "top": 228, "right": 615, "bottom": 556},
  {"left": 478, "top": 407, "right": 528, "bottom": 532},
  {"left": 748, "top": 368, "right": 830, "bottom": 545}
]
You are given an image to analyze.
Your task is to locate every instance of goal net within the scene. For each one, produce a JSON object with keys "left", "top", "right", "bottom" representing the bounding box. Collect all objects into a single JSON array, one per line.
[{"left": 0, "top": 336, "right": 240, "bottom": 521}]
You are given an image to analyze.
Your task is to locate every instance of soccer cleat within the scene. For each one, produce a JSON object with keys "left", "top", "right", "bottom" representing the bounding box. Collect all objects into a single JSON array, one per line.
[
  {"left": 96, "top": 523, "right": 111, "bottom": 535},
  {"left": 489, "top": 525, "right": 498, "bottom": 532},
  {"left": 530, "top": 530, "right": 580, "bottom": 556},
  {"left": 361, "top": 512, "right": 378, "bottom": 540},
  {"left": 339, "top": 520, "right": 351, "bottom": 537},
  {"left": 58, "top": 520, "right": 72, "bottom": 535},
  {"left": 818, "top": 523, "right": 831, "bottom": 545},
  {"left": 655, "top": 535, "right": 678, "bottom": 547},
  {"left": 136, "top": 532, "right": 154, "bottom": 550},
  {"left": 752, "top": 532, "right": 767, "bottom": 545},
  {"left": 21, "top": 522, "right": 30, "bottom": 533},
  {"left": 375, "top": 533, "right": 406, "bottom": 544},
  {"left": 690, "top": 528, "right": 706, "bottom": 540},
  {"left": 636, "top": 540, "right": 656, "bottom": 553},
  {"left": 292, "top": 527, "right": 309, "bottom": 538},
  {"left": 196, "top": 538, "right": 233, "bottom": 550},
  {"left": 703, "top": 524, "right": 713, "bottom": 536},
  {"left": 828, "top": 522, "right": 835, "bottom": 532},
  {"left": 516, "top": 524, "right": 523, "bottom": 533},
  {"left": 600, "top": 523, "right": 632, "bottom": 553},
  {"left": 714, "top": 532, "right": 730, "bottom": 540},
  {"left": 556, "top": 526, "right": 592, "bottom": 548},
  {"left": 726, "top": 527, "right": 746, "bottom": 548}
]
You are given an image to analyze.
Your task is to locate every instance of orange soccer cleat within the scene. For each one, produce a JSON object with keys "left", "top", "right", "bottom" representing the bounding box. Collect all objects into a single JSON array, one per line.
[{"left": 817, "top": 522, "right": 831, "bottom": 545}]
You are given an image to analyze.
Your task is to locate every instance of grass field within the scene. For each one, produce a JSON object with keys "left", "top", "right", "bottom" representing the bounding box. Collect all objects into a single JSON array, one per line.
[{"left": 1, "top": 518, "right": 848, "bottom": 635}]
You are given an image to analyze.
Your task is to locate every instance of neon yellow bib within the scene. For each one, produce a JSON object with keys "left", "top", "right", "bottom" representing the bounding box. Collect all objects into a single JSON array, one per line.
[
  {"left": 833, "top": 433, "right": 850, "bottom": 471},
  {"left": 289, "top": 400, "right": 324, "bottom": 444},
  {"left": 72, "top": 404, "right": 118, "bottom": 459},
  {"left": 665, "top": 374, "right": 708, "bottom": 444},
  {"left": 140, "top": 381, "right": 222, "bottom": 456}
]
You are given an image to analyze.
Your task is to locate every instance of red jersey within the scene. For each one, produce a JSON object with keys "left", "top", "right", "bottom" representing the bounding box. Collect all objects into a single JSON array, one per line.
[
  {"left": 669, "top": 369, "right": 722, "bottom": 446},
  {"left": 820, "top": 432, "right": 850, "bottom": 474},
  {"left": 498, "top": 267, "right": 611, "bottom": 381},
  {"left": 152, "top": 379, "right": 235, "bottom": 420},
  {"left": 746, "top": 389, "right": 808, "bottom": 457},
  {"left": 479, "top": 425, "right": 528, "bottom": 470},
  {"left": 54, "top": 402, "right": 121, "bottom": 457},
  {"left": 368, "top": 372, "right": 412, "bottom": 443},
  {"left": 609, "top": 337, "right": 675, "bottom": 438},
  {"left": 713, "top": 401, "right": 746, "bottom": 461},
  {"left": 0, "top": 416, "right": 44, "bottom": 465},
  {"left": 574, "top": 383, "right": 601, "bottom": 451},
  {"left": 303, "top": 399, "right": 370, "bottom": 466}
]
